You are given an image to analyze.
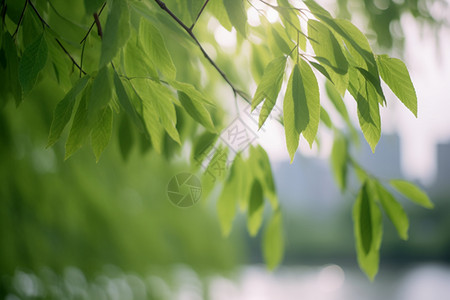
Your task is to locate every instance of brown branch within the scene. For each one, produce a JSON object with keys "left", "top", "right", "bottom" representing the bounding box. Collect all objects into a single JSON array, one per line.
[
  {"left": 93, "top": 12, "right": 102, "bottom": 38},
  {"left": 153, "top": 0, "right": 250, "bottom": 104}
]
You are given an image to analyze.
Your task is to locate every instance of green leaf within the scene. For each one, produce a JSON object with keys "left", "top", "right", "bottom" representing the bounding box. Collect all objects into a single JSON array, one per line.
[
  {"left": 84, "top": 0, "right": 103, "bottom": 14},
  {"left": 133, "top": 78, "right": 181, "bottom": 146},
  {"left": 283, "top": 65, "right": 301, "bottom": 162},
  {"left": 89, "top": 66, "right": 112, "bottom": 113},
  {"left": 252, "top": 56, "right": 286, "bottom": 128},
  {"left": 223, "top": 0, "right": 247, "bottom": 37},
  {"left": 113, "top": 71, "right": 145, "bottom": 132},
  {"left": 100, "top": 0, "right": 130, "bottom": 67},
  {"left": 123, "top": 37, "right": 159, "bottom": 79},
  {"left": 118, "top": 115, "right": 134, "bottom": 161},
  {"left": 208, "top": 0, "right": 232, "bottom": 31},
  {"left": 374, "top": 181, "right": 409, "bottom": 240},
  {"left": 2, "top": 33, "right": 22, "bottom": 105},
  {"left": 263, "top": 209, "right": 284, "bottom": 270},
  {"left": 376, "top": 55, "right": 417, "bottom": 117},
  {"left": 247, "top": 180, "right": 264, "bottom": 236},
  {"left": 202, "top": 146, "right": 229, "bottom": 197},
  {"left": 320, "top": 107, "right": 332, "bottom": 128},
  {"left": 308, "top": 19, "right": 348, "bottom": 94},
  {"left": 139, "top": 19, "right": 176, "bottom": 79},
  {"left": 270, "top": 26, "right": 292, "bottom": 56},
  {"left": 349, "top": 68, "right": 381, "bottom": 152},
  {"left": 91, "top": 106, "right": 113, "bottom": 162},
  {"left": 330, "top": 134, "right": 347, "bottom": 191},
  {"left": 47, "top": 76, "right": 91, "bottom": 148},
  {"left": 65, "top": 91, "right": 90, "bottom": 159},
  {"left": 353, "top": 181, "right": 383, "bottom": 280},
  {"left": 390, "top": 180, "right": 433, "bottom": 209},
  {"left": 299, "top": 60, "right": 320, "bottom": 147},
  {"left": 249, "top": 145, "right": 278, "bottom": 209},
  {"left": 191, "top": 131, "right": 218, "bottom": 164},
  {"left": 178, "top": 91, "right": 215, "bottom": 132},
  {"left": 19, "top": 33, "right": 48, "bottom": 94},
  {"left": 169, "top": 80, "right": 215, "bottom": 106},
  {"left": 217, "top": 158, "right": 240, "bottom": 236}
]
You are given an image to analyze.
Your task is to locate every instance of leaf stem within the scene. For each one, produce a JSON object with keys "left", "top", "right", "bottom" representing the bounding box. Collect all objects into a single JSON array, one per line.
[{"left": 153, "top": 0, "right": 250, "bottom": 104}]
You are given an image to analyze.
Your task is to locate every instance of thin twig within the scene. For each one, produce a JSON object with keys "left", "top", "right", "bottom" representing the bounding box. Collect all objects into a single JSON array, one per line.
[
  {"left": 93, "top": 12, "right": 102, "bottom": 38},
  {"left": 55, "top": 38, "right": 86, "bottom": 75},
  {"left": 80, "top": 2, "right": 106, "bottom": 44},
  {"left": 27, "top": 0, "right": 49, "bottom": 28},
  {"left": 12, "top": 0, "right": 28, "bottom": 38},
  {"left": 153, "top": 0, "right": 250, "bottom": 104},
  {"left": 190, "top": 0, "right": 209, "bottom": 30}
]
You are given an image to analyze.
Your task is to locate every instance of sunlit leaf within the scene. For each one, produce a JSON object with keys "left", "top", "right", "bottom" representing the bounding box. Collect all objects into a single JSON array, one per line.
[
  {"left": 263, "top": 209, "right": 284, "bottom": 270},
  {"left": 376, "top": 55, "right": 417, "bottom": 117},
  {"left": 374, "top": 181, "right": 409, "bottom": 240},
  {"left": 223, "top": 0, "right": 247, "bottom": 37},
  {"left": 390, "top": 180, "right": 433, "bottom": 209},
  {"left": 331, "top": 133, "right": 347, "bottom": 191}
]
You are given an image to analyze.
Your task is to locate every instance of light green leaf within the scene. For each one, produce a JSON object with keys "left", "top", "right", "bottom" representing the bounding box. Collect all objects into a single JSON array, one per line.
[
  {"left": 223, "top": 0, "right": 247, "bottom": 37},
  {"left": 202, "top": 146, "right": 229, "bottom": 196},
  {"left": 123, "top": 37, "right": 159, "bottom": 79},
  {"left": 390, "top": 180, "right": 433, "bottom": 209},
  {"left": 217, "top": 158, "right": 240, "bottom": 236},
  {"left": 308, "top": 19, "right": 348, "bottom": 94},
  {"left": 330, "top": 134, "right": 347, "bottom": 191},
  {"left": 374, "top": 181, "right": 409, "bottom": 240},
  {"left": 65, "top": 92, "right": 90, "bottom": 159},
  {"left": 249, "top": 145, "right": 278, "bottom": 209},
  {"left": 19, "top": 33, "right": 48, "bottom": 94},
  {"left": 299, "top": 60, "right": 320, "bottom": 147},
  {"left": 247, "top": 180, "right": 264, "bottom": 236},
  {"left": 91, "top": 106, "right": 113, "bottom": 162},
  {"left": 169, "top": 80, "right": 215, "bottom": 106},
  {"left": 270, "top": 26, "right": 292, "bottom": 56},
  {"left": 320, "top": 107, "right": 332, "bottom": 128},
  {"left": 376, "top": 55, "right": 417, "bottom": 117},
  {"left": 208, "top": 0, "right": 232, "bottom": 31},
  {"left": 100, "top": 0, "right": 130, "bottom": 67},
  {"left": 133, "top": 78, "right": 180, "bottom": 145},
  {"left": 252, "top": 56, "right": 286, "bottom": 128},
  {"left": 353, "top": 181, "right": 383, "bottom": 280},
  {"left": 139, "top": 18, "right": 176, "bottom": 79},
  {"left": 178, "top": 91, "right": 215, "bottom": 132},
  {"left": 283, "top": 65, "right": 301, "bottom": 162},
  {"left": 47, "top": 76, "right": 91, "bottom": 148},
  {"left": 89, "top": 66, "right": 112, "bottom": 113},
  {"left": 263, "top": 209, "right": 284, "bottom": 270},
  {"left": 349, "top": 68, "right": 381, "bottom": 152}
]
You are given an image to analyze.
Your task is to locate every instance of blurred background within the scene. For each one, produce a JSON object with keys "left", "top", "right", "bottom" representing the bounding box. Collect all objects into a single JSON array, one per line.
[{"left": 1, "top": 0, "right": 450, "bottom": 299}]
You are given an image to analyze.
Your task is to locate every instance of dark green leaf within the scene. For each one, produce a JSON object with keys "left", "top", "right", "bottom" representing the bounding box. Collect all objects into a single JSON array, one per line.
[
  {"left": 65, "top": 92, "right": 90, "bottom": 159},
  {"left": 84, "top": 0, "right": 104, "bottom": 14},
  {"left": 118, "top": 115, "right": 134, "bottom": 161},
  {"left": 47, "top": 76, "right": 90, "bottom": 148},
  {"left": 100, "top": 0, "right": 130, "bottom": 67},
  {"left": 247, "top": 180, "right": 264, "bottom": 236},
  {"left": 91, "top": 106, "right": 113, "bottom": 162},
  {"left": 19, "top": 33, "right": 48, "bottom": 94},
  {"left": 89, "top": 66, "right": 112, "bottom": 113}
]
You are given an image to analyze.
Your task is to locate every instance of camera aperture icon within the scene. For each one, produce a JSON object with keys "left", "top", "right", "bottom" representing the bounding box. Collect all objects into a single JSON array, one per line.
[{"left": 167, "top": 173, "right": 202, "bottom": 208}]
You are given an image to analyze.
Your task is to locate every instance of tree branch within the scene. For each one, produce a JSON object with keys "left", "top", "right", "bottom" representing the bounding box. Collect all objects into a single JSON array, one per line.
[
  {"left": 12, "top": 0, "right": 27, "bottom": 38},
  {"left": 153, "top": 0, "right": 250, "bottom": 104},
  {"left": 55, "top": 39, "right": 86, "bottom": 75},
  {"left": 80, "top": 2, "right": 107, "bottom": 44},
  {"left": 190, "top": 0, "right": 209, "bottom": 30}
]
